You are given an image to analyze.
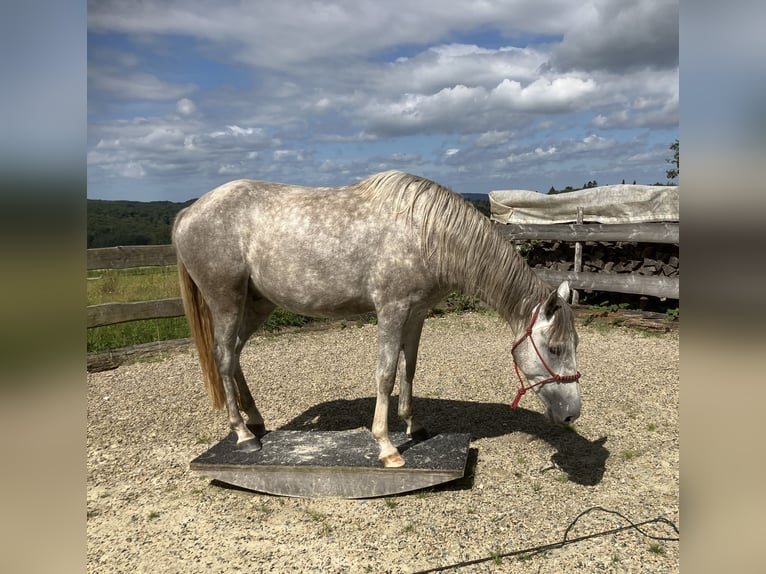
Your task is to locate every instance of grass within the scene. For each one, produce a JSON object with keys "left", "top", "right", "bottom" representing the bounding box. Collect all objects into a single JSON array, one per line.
[
  {"left": 304, "top": 507, "right": 333, "bottom": 536},
  {"left": 252, "top": 501, "right": 272, "bottom": 515},
  {"left": 649, "top": 543, "right": 665, "bottom": 555},
  {"left": 88, "top": 316, "right": 191, "bottom": 353},
  {"left": 489, "top": 547, "right": 504, "bottom": 565},
  {"left": 88, "top": 266, "right": 189, "bottom": 353},
  {"left": 621, "top": 449, "right": 639, "bottom": 461},
  {"left": 305, "top": 508, "right": 327, "bottom": 522},
  {"left": 589, "top": 301, "right": 632, "bottom": 313},
  {"left": 87, "top": 265, "right": 322, "bottom": 353},
  {"left": 88, "top": 266, "right": 180, "bottom": 304},
  {"left": 194, "top": 433, "right": 213, "bottom": 445}
]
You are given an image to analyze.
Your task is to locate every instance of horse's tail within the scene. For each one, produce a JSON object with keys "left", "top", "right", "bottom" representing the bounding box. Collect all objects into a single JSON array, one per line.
[{"left": 174, "top": 220, "right": 226, "bottom": 410}]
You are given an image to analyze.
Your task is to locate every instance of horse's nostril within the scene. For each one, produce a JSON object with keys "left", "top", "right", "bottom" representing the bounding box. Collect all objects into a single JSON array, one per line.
[{"left": 564, "top": 415, "right": 574, "bottom": 423}]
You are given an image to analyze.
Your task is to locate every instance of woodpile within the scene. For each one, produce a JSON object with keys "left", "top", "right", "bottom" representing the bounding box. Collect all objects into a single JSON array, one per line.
[{"left": 522, "top": 240, "right": 679, "bottom": 280}]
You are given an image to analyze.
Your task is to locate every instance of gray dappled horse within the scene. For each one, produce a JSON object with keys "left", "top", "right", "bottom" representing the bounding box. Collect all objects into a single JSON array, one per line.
[{"left": 173, "top": 171, "right": 581, "bottom": 467}]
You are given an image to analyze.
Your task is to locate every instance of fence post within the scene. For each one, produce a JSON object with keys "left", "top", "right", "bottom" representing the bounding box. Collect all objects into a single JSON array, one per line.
[{"left": 572, "top": 206, "right": 583, "bottom": 305}]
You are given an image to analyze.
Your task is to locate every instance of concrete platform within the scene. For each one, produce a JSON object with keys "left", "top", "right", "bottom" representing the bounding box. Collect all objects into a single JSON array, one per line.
[{"left": 189, "top": 430, "right": 472, "bottom": 498}]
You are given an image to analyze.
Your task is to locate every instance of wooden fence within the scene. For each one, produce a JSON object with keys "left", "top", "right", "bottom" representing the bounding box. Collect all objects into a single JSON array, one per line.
[
  {"left": 87, "top": 222, "right": 678, "bottom": 330},
  {"left": 87, "top": 245, "right": 183, "bottom": 329}
]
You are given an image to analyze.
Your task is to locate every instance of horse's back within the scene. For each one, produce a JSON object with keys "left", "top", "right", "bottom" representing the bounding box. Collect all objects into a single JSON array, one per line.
[{"left": 172, "top": 178, "right": 438, "bottom": 317}]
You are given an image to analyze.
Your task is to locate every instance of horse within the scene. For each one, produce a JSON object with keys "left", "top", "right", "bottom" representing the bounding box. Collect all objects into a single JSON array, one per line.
[{"left": 173, "top": 170, "right": 581, "bottom": 468}]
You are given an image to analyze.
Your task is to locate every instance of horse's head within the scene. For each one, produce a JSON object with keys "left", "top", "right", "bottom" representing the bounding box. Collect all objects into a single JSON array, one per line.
[{"left": 512, "top": 281, "right": 582, "bottom": 425}]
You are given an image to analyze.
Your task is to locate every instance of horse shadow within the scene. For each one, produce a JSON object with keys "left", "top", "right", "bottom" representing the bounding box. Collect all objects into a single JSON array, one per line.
[{"left": 277, "top": 397, "right": 609, "bottom": 486}]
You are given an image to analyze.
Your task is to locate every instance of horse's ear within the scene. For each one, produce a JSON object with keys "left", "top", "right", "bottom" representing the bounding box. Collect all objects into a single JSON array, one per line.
[
  {"left": 543, "top": 281, "right": 570, "bottom": 318},
  {"left": 543, "top": 287, "right": 560, "bottom": 318}
]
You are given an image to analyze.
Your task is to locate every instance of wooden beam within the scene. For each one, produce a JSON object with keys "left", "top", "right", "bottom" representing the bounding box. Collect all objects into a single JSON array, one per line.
[
  {"left": 494, "top": 222, "right": 679, "bottom": 244},
  {"left": 534, "top": 269, "right": 679, "bottom": 299},
  {"left": 87, "top": 297, "right": 185, "bottom": 328},
  {"left": 88, "top": 245, "right": 178, "bottom": 270}
]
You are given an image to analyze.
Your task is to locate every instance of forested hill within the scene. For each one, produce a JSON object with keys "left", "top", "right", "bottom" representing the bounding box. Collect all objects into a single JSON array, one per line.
[
  {"left": 87, "top": 199, "right": 195, "bottom": 248},
  {"left": 87, "top": 194, "right": 491, "bottom": 248}
]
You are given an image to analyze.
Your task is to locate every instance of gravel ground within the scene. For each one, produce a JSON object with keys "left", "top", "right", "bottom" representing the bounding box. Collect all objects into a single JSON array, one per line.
[{"left": 87, "top": 313, "right": 679, "bottom": 573}]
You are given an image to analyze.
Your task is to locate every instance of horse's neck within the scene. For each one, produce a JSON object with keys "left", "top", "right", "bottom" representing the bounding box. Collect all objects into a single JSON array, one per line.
[{"left": 440, "top": 223, "right": 549, "bottom": 331}]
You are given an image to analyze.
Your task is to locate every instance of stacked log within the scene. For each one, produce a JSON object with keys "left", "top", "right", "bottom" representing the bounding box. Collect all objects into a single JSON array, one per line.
[{"left": 521, "top": 240, "right": 680, "bottom": 282}]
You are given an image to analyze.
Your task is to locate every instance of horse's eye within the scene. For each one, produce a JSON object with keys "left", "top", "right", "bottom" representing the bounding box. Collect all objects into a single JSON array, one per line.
[{"left": 549, "top": 345, "right": 563, "bottom": 356}]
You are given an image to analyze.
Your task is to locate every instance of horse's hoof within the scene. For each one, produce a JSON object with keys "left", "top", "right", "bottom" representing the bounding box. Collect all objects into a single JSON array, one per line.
[
  {"left": 237, "top": 437, "right": 262, "bottom": 453},
  {"left": 409, "top": 428, "right": 429, "bottom": 442},
  {"left": 247, "top": 423, "right": 267, "bottom": 437},
  {"left": 380, "top": 452, "right": 406, "bottom": 468}
]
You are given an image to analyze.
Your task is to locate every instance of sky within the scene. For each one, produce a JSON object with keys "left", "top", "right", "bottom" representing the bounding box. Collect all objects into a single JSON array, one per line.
[{"left": 87, "top": 0, "right": 679, "bottom": 202}]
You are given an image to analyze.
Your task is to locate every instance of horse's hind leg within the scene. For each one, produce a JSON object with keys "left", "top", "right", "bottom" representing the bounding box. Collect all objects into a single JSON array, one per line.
[
  {"left": 233, "top": 296, "right": 276, "bottom": 438},
  {"left": 398, "top": 316, "right": 428, "bottom": 441},
  {"left": 207, "top": 285, "right": 262, "bottom": 452}
]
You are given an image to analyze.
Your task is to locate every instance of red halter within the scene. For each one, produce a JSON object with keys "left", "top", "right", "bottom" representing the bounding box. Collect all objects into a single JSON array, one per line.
[{"left": 510, "top": 302, "right": 581, "bottom": 409}]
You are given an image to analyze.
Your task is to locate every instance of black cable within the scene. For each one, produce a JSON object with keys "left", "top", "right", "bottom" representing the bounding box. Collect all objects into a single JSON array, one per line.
[{"left": 410, "top": 506, "right": 679, "bottom": 574}]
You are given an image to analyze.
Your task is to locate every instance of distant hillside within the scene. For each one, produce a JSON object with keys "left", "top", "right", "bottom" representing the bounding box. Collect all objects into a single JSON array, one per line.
[
  {"left": 87, "top": 198, "right": 195, "bottom": 248},
  {"left": 460, "top": 193, "right": 489, "bottom": 203},
  {"left": 87, "top": 194, "right": 493, "bottom": 249},
  {"left": 461, "top": 193, "right": 491, "bottom": 218}
]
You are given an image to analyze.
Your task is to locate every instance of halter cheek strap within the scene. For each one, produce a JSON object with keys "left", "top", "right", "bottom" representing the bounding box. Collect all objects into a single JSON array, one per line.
[{"left": 510, "top": 303, "right": 581, "bottom": 409}]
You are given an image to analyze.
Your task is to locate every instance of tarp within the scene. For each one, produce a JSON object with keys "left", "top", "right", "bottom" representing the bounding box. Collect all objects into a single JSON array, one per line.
[{"left": 489, "top": 185, "right": 679, "bottom": 225}]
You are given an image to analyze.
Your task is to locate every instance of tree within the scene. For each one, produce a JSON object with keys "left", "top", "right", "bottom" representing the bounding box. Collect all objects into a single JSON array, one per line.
[{"left": 666, "top": 139, "right": 679, "bottom": 181}]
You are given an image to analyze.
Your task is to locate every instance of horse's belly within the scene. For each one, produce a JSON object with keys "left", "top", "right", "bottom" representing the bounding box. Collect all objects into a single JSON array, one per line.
[
  {"left": 251, "top": 254, "right": 377, "bottom": 318},
  {"left": 247, "top": 207, "right": 428, "bottom": 317}
]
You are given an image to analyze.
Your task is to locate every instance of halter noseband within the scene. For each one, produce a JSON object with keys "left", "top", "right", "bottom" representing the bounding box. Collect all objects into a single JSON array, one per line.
[{"left": 510, "top": 302, "right": 581, "bottom": 409}]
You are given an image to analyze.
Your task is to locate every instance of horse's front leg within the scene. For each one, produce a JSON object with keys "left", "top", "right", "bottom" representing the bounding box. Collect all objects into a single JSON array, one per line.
[
  {"left": 398, "top": 317, "right": 428, "bottom": 441},
  {"left": 372, "top": 314, "right": 406, "bottom": 468}
]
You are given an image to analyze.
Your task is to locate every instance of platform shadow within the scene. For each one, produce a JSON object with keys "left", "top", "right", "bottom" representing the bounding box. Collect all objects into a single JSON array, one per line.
[{"left": 278, "top": 397, "right": 608, "bottom": 486}]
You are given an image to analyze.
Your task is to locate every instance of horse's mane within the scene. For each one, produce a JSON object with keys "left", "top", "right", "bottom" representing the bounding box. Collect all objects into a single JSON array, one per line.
[{"left": 355, "top": 170, "right": 567, "bottom": 334}]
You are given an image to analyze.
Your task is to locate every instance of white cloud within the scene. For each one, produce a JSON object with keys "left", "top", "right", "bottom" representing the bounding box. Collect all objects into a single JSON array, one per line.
[
  {"left": 273, "top": 149, "right": 305, "bottom": 162},
  {"left": 360, "top": 73, "right": 596, "bottom": 136},
  {"left": 551, "top": 0, "right": 678, "bottom": 72},
  {"left": 176, "top": 98, "right": 196, "bottom": 116},
  {"left": 88, "top": 1, "right": 586, "bottom": 69},
  {"left": 87, "top": 1, "right": 678, "bottom": 199},
  {"left": 118, "top": 161, "right": 146, "bottom": 178},
  {"left": 89, "top": 67, "right": 196, "bottom": 100},
  {"left": 217, "top": 163, "right": 244, "bottom": 175},
  {"left": 476, "top": 130, "right": 512, "bottom": 147},
  {"left": 226, "top": 125, "right": 258, "bottom": 136}
]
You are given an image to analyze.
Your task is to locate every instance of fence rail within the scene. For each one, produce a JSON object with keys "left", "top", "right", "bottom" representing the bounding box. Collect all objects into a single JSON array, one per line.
[
  {"left": 87, "top": 222, "right": 678, "bottom": 329},
  {"left": 87, "top": 298, "right": 185, "bottom": 329},
  {"left": 88, "top": 244, "right": 177, "bottom": 271},
  {"left": 493, "top": 221, "right": 678, "bottom": 244}
]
